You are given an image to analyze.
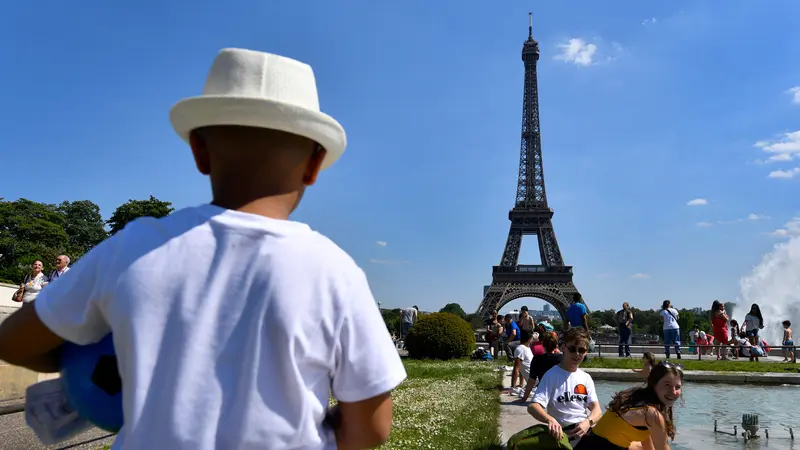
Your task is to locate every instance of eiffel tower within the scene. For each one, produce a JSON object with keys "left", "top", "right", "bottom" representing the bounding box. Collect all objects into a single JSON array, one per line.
[{"left": 476, "top": 14, "right": 584, "bottom": 323}]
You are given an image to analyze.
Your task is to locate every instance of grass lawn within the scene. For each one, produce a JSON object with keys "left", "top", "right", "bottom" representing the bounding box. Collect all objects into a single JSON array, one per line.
[
  {"left": 582, "top": 357, "right": 800, "bottom": 373},
  {"left": 379, "top": 359, "right": 503, "bottom": 449},
  {"left": 100, "top": 358, "right": 504, "bottom": 450}
]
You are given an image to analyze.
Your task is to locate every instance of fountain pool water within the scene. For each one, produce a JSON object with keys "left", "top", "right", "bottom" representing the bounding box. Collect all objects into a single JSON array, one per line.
[
  {"left": 736, "top": 235, "right": 800, "bottom": 345},
  {"left": 594, "top": 381, "right": 800, "bottom": 449}
]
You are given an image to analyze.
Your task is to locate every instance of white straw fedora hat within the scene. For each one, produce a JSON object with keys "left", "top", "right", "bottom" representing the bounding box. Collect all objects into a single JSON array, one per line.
[{"left": 170, "top": 48, "right": 346, "bottom": 171}]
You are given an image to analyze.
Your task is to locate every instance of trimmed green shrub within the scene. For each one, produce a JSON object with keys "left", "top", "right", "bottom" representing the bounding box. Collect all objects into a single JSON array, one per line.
[{"left": 405, "top": 312, "right": 476, "bottom": 360}]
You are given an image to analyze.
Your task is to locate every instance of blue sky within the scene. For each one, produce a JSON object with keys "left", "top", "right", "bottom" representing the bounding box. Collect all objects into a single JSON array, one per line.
[{"left": 2, "top": 1, "right": 799, "bottom": 314}]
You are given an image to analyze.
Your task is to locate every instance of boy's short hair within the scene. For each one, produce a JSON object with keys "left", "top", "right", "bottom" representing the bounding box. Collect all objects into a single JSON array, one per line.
[
  {"left": 520, "top": 330, "right": 532, "bottom": 342},
  {"left": 562, "top": 327, "right": 590, "bottom": 347},
  {"left": 504, "top": 313, "right": 513, "bottom": 321},
  {"left": 784, "top": 320, "right": 792, "bottom": 327},
  {"left": 642, "top": 351, "right": 656, "bottom": 366}
]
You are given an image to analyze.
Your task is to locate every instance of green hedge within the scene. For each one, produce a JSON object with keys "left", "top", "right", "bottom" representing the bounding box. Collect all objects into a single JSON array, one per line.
[{"left": 405, "top": 312, "right": 476, "bottom": 360}]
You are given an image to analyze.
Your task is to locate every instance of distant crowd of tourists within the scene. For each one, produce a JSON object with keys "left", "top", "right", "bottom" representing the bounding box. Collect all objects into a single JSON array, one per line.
[{"left": 488, "top": 296, "right": 794, "bottom": 364}]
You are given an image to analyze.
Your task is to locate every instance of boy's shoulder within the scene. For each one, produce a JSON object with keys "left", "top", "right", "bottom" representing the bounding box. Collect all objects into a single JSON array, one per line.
[{"left": 113, "top": 205, "right": 363, "bottom": 275}]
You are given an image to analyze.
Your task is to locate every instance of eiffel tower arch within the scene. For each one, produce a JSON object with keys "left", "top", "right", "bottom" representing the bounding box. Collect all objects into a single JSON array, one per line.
[{"left": 477, "top": 13, "right": 585, "bottom": 323}]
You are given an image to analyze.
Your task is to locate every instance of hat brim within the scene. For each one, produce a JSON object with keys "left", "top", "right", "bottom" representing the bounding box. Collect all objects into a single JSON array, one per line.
[{"left": 169, "top": 96, "right": 346, "bottom": 171}]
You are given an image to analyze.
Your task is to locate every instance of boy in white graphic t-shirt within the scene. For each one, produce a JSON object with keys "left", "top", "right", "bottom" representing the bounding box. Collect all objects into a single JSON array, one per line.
[
  {"left": 0, "top": 49, "right": 407, "bottom": 450},
  {"left": 528, "top": 327, "right": 602, "bottom": 446}
]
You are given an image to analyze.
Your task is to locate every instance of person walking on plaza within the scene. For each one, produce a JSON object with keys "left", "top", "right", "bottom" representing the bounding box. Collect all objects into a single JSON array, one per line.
[
  {"left": 659, "top": 300, "right": 681, "bottom": 359},
  {"left": 12, "top": 261, "right": 49, "bottom": 303},
  {"left": 517, "top": 305, "right": 535, "bottom": 334},
  {"left": 711, "top": 300, "right": 731, "bottom": 360},
  {"left": 504, "top": 313, "right": 522, "bottom": 362},
  {"left": 566, "top": 293, "right": 590, "bottom": 333},
  {"left": 401, "top": 305, "right": 419, "bottom": 339},
  {"left": 615, "top": 302, "right": 633, "bottom": 358},
  {"left": 46, "top": 255, "right": 71, "bottom": 283}
]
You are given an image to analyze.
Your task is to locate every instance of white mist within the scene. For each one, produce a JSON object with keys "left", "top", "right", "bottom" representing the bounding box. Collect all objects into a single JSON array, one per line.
[{"left": 736, "top": 235, "right": 800, "bottom": 345}]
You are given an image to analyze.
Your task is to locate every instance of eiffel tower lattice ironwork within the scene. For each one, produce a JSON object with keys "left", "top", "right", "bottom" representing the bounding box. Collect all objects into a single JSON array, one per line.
[{"left": 476, "top": 14, "right": 584, "bottom": 323}]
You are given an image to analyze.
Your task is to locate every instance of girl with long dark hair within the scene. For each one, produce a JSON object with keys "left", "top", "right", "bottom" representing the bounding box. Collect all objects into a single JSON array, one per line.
[
  {"left": 574, "top": 362, "right": 683, "bottom": 450},
  {"left": 744, "top": 304, "right": 765, "bottom": 350}
]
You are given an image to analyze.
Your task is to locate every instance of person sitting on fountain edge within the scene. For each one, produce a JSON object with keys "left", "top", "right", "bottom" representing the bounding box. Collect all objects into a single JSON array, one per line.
[
  {"left": 527, "top": 327, "right": 602, "bottom": 447},
  {"left": 574, "top": 361, "right": 683, "bottom": 450}
]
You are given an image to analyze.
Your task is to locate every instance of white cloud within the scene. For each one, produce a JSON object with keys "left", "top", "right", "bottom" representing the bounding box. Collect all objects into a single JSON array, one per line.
[
  {"left": 787, "top": 86, "right": 800, "bottom": 105},
  {"left": 369, "top": 259, "right": 408, "bottom": 265},
  {"left": 630, "top": 273, "right": 651, "bottom": 279},
  {"left": 641, "top": 17, "right": 658, "bottom": 26},
  {"left": 755, "top": 131, "right": 800, "bottom": 165},
  {"left": 771, "top": 217, "right": 800, "bottom": 238},
  {"left": 696, "top": 221, "right": 714, "bottom": 228},
  {"left": 748, "top": 213, "right": 769, "bottom": 221},
  {"left": 554, "top": 39, "right": 598, "bottom": 66},
  {"left": 686, "top": 198, "right": 708, "bottom": 206},
  {"left": 768, "top": 167, "right": 800, "bottom": 179},
  {"left": 376, "top": 240, "right": 387, "bottom": 247}
]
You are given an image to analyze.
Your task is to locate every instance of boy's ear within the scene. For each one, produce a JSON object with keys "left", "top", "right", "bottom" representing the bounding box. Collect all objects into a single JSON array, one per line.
[
  {"left": 189, "top": 130, "right": 211, "bottom": 175},
  {"left": 302, "top": 145, "right": 327, "bottom": 186}
]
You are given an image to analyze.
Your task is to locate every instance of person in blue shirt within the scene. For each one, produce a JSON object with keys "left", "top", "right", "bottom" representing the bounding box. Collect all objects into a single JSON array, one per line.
[
  {"left": 566, "top": 294, "right": 591, "bottom": 360},
  {"left": 566, "top": 293, "right": 590, "bottom": 334},
  {"left": 503, "top": 314, "right": 521, "bottom": 362}
]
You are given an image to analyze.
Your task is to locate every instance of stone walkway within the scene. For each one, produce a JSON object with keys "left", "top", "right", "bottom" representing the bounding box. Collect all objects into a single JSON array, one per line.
[
  {"left": 497, "top": 367, "right": 541, "bottom": 445},
  {"left": 0, "top": 409, "right": 114, "bottom": 449}
]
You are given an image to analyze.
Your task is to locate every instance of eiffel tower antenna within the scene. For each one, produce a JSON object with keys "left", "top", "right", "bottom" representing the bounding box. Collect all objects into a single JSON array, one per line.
[{"left": 528, "top": 12, "right": 533, "bottom": 39}]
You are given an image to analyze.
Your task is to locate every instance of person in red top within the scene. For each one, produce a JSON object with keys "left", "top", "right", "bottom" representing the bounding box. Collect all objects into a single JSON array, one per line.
[
  {"left": 530, "top": 332, "right": 546, "bottom": 356},
  {"left": 711, "top": 300, "right": 731, "bottom": 360}
]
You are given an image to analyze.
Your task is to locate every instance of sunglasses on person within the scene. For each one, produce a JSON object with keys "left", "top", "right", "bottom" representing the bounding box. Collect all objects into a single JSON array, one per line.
[
  {"left": 566, "top": 345, "right": 588, "bottom": 355},
  {"left": 659, "top": 361, "right": 684, "bottom": 373}
]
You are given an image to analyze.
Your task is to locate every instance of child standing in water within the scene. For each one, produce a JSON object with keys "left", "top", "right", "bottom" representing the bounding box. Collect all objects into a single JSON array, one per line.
[{"left": 783, "top": 320, "right": 794, "bottom": 362}]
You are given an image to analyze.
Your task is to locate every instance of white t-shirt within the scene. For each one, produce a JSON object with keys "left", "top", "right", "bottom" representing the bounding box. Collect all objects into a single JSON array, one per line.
[
  {"left": 21, "top": 272, "right": 48, "bottom": 303},
  {"left": 660, "top": 308, "right": 680, "bottom": 330},
  {"left": 514, "top": 344, "right": 534, "bottom": 379},
  {"left": 744, "top": 314, "right": 761, "bottom": 331},
  {"left": 532, "top": 365, "right": 598, "bottom": 426},
  {"left": 688, "top": 329, "right": 698, "bottom": 342},
  {"left": 401, "top": 307, "right": 417, "bottom": 324},
  {"left": 34, "top": 205, "right": 407, "bottom": 450}
]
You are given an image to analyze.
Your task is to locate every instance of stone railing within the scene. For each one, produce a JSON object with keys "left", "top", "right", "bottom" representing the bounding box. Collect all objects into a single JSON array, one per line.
[{"left": 0, "top": 282, "right": 60, "bottom": 401}]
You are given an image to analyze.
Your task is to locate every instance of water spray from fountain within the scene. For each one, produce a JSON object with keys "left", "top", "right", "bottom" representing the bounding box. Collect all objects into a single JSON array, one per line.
[{"left": 737, "top": 234, "right": 800, "bottom": 345}]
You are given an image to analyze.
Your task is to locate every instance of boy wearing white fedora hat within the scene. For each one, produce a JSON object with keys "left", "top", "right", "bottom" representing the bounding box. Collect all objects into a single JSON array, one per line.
[{"left": 0, "top": 48, "right": 406, "bottom": 449}]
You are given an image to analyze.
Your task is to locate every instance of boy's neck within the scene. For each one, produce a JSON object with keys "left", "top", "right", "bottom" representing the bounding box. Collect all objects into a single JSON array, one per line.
[
  {"left": 559, "top": 361, "right": 579, "bottom": 373},
  {"left": 211, "top": 191, "right": 301, "bottom": 220}
]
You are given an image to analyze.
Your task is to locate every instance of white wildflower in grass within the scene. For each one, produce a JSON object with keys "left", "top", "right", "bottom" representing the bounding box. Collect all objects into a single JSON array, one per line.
[{"left": 330, "top": 359, "right": 504, "bottom": 449}]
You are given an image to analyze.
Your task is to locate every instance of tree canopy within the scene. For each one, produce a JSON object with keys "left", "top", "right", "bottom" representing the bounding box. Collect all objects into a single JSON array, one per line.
[
  {"left": 107, "top": 195, "right": 174, "bottom": 235},
  {"left": 0, "top": 196, "right": 173, "bottom": 284}
]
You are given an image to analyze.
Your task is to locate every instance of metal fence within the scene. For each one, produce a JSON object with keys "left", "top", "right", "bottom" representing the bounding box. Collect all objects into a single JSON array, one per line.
[{"left": 592, "top": 342, "right": 797, "bottom": 364}]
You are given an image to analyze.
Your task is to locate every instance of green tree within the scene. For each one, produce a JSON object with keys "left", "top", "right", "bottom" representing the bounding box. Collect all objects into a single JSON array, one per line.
[
  {"left": 439, "top": 303, "right": 467, "bottom": 319},
  {"left": 0, "top": 198, "right": 69, "bottom": 283},
  {"left": 381, "top": 309, "right": 401, "bottom": 336},
  {"left": 107, "top": 195, "right": 174, "bottom": 235},
  {"left": 57, "top": 200, "right": 108, "bottom": 257},
  {"left": 677, "top": 309, "right": 696, "bottom": 340},
  {"left": 465, "top": 313, "right": 484, "bottom": 330}
]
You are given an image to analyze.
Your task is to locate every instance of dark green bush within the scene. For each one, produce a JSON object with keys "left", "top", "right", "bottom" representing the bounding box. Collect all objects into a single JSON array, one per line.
[{"left": 406, "top": 312, "right": 476, "bottom": 360}]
